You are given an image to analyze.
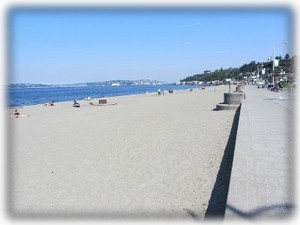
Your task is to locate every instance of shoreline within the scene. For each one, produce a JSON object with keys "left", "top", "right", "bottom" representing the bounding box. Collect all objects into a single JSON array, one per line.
[
  {"left": 8, "top": 85, "right": 236, "bottom": 219},
  {"left": 8, "top": 85, "right": 206, "bottom": 108},
  {"left": 8, "top": 86, "right": 218, "bottom": 112},
  {"left": 9, "top": 87, "right": 206, "bottom": 115}
]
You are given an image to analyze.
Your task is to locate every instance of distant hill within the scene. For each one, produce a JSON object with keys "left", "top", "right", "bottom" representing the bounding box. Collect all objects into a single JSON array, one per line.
[
  {"left": 180, "top": 55, "right": 296, "bottom": 83},
  {"left": 9, "top": 79, "right": 173, "bottom": 88}
]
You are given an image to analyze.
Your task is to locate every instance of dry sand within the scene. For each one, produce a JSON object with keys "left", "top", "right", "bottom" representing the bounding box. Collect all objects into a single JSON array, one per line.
[{"left": 7, "top": 85, "right": 236, "bottom": 220}]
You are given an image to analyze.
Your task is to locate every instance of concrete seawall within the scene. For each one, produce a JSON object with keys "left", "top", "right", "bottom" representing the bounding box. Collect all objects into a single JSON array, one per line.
[
  {"left": 224, "top": 86, "right": 295, "bottom": 220},
  {"left": 216, "top": 91, "right": 245, "bottom": 111},
  {"left": 223, "top": 92, "right": 244, "bottom": 105}
]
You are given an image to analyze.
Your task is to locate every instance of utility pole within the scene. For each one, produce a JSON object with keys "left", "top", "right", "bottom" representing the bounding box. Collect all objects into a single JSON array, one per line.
[{"left": 272, "top": 42, "right": 289, "bottom": 83}]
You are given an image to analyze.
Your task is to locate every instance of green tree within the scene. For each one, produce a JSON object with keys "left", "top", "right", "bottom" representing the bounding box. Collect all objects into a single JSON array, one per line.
[
  {"left": 285, "top": 53, "right": 290, "bottom": 60},
  {"left": 180, "top": 55, "right": 296, "bottom": 83}
]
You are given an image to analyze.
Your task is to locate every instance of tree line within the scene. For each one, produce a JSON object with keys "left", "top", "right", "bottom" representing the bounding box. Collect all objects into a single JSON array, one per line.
[{"left": 180, "top": 54, "right": 296, "bottom": 83}]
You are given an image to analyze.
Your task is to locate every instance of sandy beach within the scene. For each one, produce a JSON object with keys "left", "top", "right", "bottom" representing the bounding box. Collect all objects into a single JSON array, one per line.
[{"left": 8, "top": 85, "right": 237, "bottom": 219}]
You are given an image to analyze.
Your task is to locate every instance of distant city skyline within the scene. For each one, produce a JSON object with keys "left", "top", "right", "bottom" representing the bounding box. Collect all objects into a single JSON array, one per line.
[{"left": 9, "top": 7, "right": 293, "bottom": 84}]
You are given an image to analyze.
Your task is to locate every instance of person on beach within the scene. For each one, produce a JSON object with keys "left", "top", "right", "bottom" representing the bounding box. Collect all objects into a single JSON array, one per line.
[
  {"left": 12, "top": 110, "right": 30, "bottom": 118},
  {"left": 13, "top": 110, "right": 20, "bottom": 118},
  {"left": 158, "top": 89, "right": 164, "bottom": 96},
  {"left": 73, "top": 100, "right": 80, "bottom": 107},
  {"left": 44, "top": 101, "right": 54, "bottom": 106},
  {"left": 85, "top": 96, "right": 93, "bottom": 101}
]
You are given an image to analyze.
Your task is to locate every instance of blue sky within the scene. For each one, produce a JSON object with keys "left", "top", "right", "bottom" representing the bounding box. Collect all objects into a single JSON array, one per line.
[{"left": 9, "top": 8, "right": 293, "bottom": 84}]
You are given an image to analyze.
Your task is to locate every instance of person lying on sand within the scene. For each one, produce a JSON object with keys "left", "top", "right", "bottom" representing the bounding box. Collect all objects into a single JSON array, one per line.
[
  {"left": 12, "top": 110, "right": 30, "bottom": 118},
  {"left": 44, "top": 101, "right": 54, "bottom": 106}
]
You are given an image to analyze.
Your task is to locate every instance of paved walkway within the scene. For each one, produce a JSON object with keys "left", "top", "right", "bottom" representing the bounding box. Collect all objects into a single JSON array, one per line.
[{"left": 225, "top": 85, "right": 296, "bottom": 220}]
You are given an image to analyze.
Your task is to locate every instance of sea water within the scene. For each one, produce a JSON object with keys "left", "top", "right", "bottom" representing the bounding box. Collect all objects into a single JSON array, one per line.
[{"left": 8, "top": 85, "right": 201, "bottom": 107}]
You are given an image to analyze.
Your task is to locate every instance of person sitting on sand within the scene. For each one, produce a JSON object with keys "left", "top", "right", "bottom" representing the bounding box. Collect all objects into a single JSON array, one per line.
[
  {"left": 158, "top": 89, "right": 164, "bottom": 96},
  {"left": 73, "top": 100, "right": 80, "bottom": 107},
  {"left": 13, "top": 110, "right": 20, "bottom": 118}
]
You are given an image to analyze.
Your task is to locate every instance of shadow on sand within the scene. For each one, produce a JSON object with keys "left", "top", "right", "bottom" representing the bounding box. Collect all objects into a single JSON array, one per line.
[{"left": 204, "top": 105, "right": 241, "bottom": 220}]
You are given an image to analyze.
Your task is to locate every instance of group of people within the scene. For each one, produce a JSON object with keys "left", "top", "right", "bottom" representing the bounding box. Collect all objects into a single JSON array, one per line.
[
  {"left": 157, "top": 89, "right": 176, "bottom": 95},
  {"left": 44, "top": 101, "right": 55, "bottom": 106},
  {"left": 13, "top": 100, "right": 80, "bottom": 118},
  {"left": 43, "top": 100, "right": 80, "bottom": 107}
]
